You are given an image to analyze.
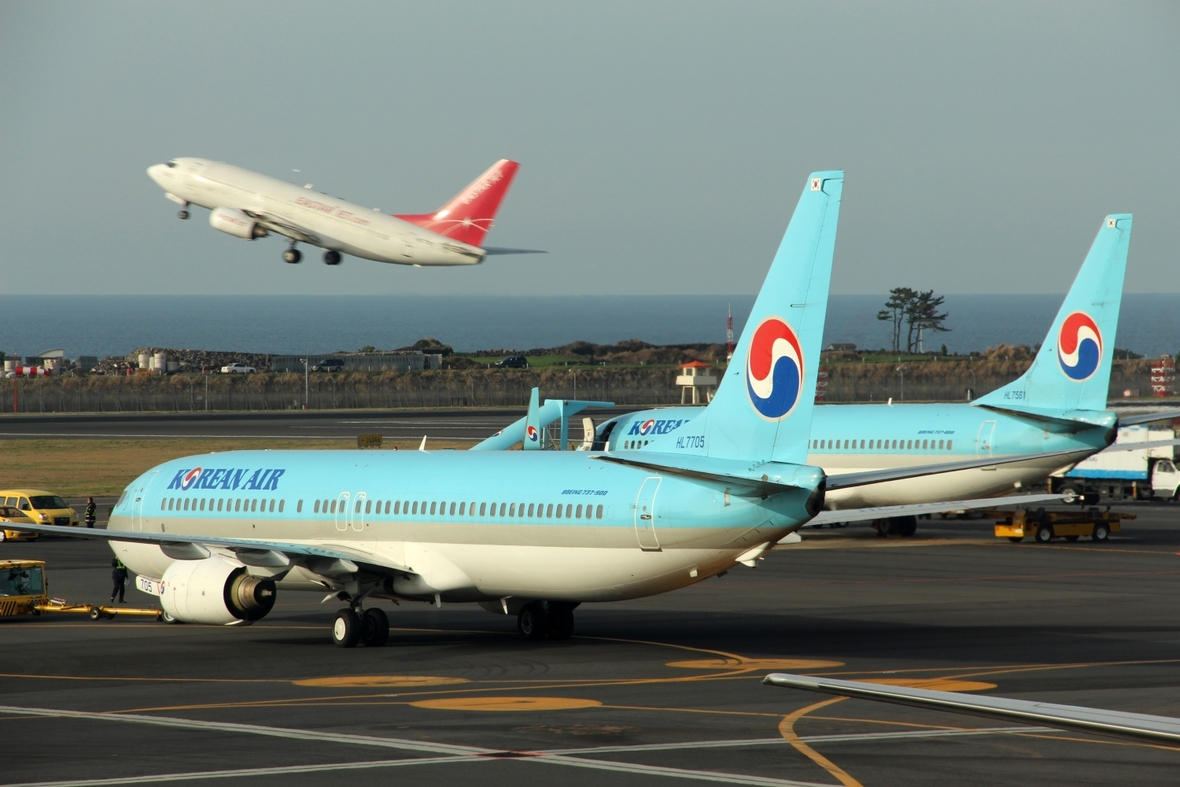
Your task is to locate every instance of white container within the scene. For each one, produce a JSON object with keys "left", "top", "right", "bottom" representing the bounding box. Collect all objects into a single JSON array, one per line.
[
  {"left": 139, "top": 353, "right": 150, "bottom": 370},
  {"left": 3, "top": 359, "right": 14, "bottom": 373}
]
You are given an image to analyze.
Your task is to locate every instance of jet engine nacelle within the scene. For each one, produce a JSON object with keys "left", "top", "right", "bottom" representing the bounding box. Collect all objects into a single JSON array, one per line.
[
  {"left": 160, "top": 555, "right": 276, "bottom": 625},
  {"left": 209, "top": 207, "right": 267, "bottom": 240}
]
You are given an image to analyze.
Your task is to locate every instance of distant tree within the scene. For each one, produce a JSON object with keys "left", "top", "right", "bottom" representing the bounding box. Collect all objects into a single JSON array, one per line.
[
  {"left": 906, "top": 290, "right": 950, "bottom": 352},
  {"left": 877, "top": 287, "right": 915, "bottom": 353},
  {"left": 357, "top": 345, "right": 377, "bottom": 354}
]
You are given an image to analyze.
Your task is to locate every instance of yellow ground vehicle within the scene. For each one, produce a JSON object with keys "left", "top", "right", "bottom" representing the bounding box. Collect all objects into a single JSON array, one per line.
[
  {"left": 995, "top": 507, "right": 1134, "bottom": 544},
  {"left": 0, "top": 559, "right": 161, "bottom": 620},
  {"left": 0, "top": 506, "right": 39, "bottom": 542},
  {"left": 0, "top": 490, "right": 78, "bottom": 528}
]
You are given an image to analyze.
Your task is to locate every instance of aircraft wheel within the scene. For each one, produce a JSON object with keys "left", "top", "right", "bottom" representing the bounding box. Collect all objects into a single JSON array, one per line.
[
  {"left": 897, "top": 516, "right": 917, "bottom": 537},
  {"left": 517, "top": 602, "right": 548, "bottom": 640},
  {"left": 282, "top": 248, "right": 302, "bottom": 264},
  {"left": 361, "top": 608, "right": 390, "bottom": 647},
  {"left": 323, "top": 250, "right": 342, "bottom": 266},
  {"left": 1092, "top": 523, "right": 1110, "bottom": 542},
  {"left": 1035, "top": 523, "right": 1054, "bottom": 543},
  {"left": 177, "top": 209, "right": 189, "bottom": 220},
  {"left": 0, "top": 530, "right": 6, "bottom": 542},
  {"left": 332, "top": 609, "right": 361, "bottom": 648},
  {"left": 547, "top": 603, "right": 575, "bottom": 640},
  {"left": 1007, "top": 537, "right": 1024, "bottom": 543}
]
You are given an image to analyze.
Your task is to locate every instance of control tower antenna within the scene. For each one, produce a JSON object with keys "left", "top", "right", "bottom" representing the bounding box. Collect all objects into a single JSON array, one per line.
[{"left": 726, "top": 302, "right": 734, "bottom": 362}]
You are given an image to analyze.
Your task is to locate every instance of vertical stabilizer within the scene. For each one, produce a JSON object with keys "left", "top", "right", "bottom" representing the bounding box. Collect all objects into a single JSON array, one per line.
[
  {"left": 973, "top": 215, "right": 1131, "bottom": 413},
  {"left": 395, "top": 160, "right": 520, "bottom": 247},
  {"left": 646, "top": 171, "right": 843, "bottom": 463},
  {"left": 523, "top": 387, "right": 543, "bottom": 450}
]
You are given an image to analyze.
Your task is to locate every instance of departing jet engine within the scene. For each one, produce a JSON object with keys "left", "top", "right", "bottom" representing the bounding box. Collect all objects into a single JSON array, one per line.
[
  {"left": 209, "top": 207, "right": 268, "bottom": 240},
  {"left": 160, "top": 556, "right": 276, "bottom": 625}
]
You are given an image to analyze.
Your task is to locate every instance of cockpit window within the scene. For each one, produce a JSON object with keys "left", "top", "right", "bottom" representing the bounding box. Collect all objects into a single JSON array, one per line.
[{"left": 166, "top": 160, "right": 177, "bottom": 168}]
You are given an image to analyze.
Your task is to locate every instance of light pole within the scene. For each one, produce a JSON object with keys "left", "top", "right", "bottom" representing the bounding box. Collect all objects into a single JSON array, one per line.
[
  {"left": 896, "top": 365, "right": 905, "bottom": 401},
  {"left": 301, "top": 357, "right": 310, "bottom": 409}
]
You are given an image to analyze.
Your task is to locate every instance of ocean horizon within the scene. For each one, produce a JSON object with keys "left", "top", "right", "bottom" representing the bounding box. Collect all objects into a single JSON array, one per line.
[{"left": 2, "top": 293, "right": 1179, "bottom": 361}]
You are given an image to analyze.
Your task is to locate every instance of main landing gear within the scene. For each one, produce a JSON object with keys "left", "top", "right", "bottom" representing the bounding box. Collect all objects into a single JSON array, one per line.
[
  {"left": 517, "top": 601, "right": 576, "bottom": 641},
  {"left": 323, "top": 250, "right": 341, "bottom": 266},
  {"left": 282, "top": 245, "right": 302, "bottom": 264},
  {"left": 331, "top": 605, "right": 390, "bottom": 648}
]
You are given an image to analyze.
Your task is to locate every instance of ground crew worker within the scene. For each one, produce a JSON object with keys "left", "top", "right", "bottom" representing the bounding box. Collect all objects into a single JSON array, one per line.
[
  {"left": 110, "top": 558, "right": 128, "bottom": 603},
  {"left": 85, "top": 497, "right": 97, "bottom": 528}
]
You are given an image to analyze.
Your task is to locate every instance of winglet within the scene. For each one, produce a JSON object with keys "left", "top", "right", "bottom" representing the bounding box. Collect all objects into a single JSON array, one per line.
[{"left": 395, "top": 160, "right": 520, "bottom": 247}]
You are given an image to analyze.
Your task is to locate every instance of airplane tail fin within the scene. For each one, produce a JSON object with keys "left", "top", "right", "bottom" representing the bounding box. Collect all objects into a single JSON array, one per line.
[
  {"left": 523, "top": 387, "right": 543, "bottom": 450},
  {"left": 973, "top": 215, "right": 1132, "bottom": 414},
  {"left": 395, "top": 160, "right": 520, "bottom": 247},
  {"left": 644, "top": 171, "right": 843, "bottom": 464}
]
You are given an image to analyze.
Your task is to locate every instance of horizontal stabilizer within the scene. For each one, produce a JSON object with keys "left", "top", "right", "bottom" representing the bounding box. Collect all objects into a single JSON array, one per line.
[
  {"left": 1117, "top": 408, "right": 1180, "bottom": 426},
  {"left": 481, "top": 247, "right": 547, "bottom": 256},
  {"left": 807, "top": 492, "right": 1069, "bottom": 527},
  {"left": 974, "top": 404, "right": 1118, "bottom": 433},
  {"left": 824, "top": 447, "right": 1088, "bottom": 491},
  {"left": 764, "top": 673, "right": 1180, "bottom": 745},
  {"left": 595, "top": 453, "right": 823, "bottom": 496}
]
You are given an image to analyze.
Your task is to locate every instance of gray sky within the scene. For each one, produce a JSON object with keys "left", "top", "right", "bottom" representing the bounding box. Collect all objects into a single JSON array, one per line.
[{"left": 2, "top": 2, "right": 1177, "bottom": 296}]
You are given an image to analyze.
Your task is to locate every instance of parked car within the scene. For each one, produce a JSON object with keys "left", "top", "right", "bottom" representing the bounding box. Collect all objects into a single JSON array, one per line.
[
  {"left": 0, "top": 490, "right": 78, "bottom": 530},
  {"left": 221, "top": 363, "right": 257, "bottom": 374},
  {"left": 0, "top": 507, "right": 39, "bottom": 541},
  {"left": 494, "top": 355, "right": 529, "bottom": 369},
  {"left": 312, "top": 358, "right": 345, "bottom": 373}
]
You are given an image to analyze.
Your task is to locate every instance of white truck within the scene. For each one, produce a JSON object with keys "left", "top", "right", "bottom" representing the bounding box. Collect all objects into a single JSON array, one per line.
[{"left": 1050, "top": 425, "right": 1180, "bottom": 501}]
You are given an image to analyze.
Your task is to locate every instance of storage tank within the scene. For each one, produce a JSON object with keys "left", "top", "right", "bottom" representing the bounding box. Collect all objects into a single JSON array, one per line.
[
  {"left": 3, "top": 359, "right": 14, "bottom": 374},
  {"left": 139, "top": 353, "right": 150, "bottom": 370},
  {"left": 153, "top": 352, "right": 168, "bottom": 374}
]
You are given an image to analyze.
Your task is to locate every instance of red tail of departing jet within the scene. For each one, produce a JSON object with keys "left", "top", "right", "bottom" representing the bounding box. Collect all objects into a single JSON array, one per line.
[{"left": 395, "top": 159, "right": 520, "bottom": 247}]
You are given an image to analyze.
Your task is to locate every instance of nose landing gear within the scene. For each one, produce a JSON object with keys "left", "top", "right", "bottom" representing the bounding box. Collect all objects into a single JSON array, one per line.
[{"left": 177, "top": 209, "right": 189, "bottom": 220}]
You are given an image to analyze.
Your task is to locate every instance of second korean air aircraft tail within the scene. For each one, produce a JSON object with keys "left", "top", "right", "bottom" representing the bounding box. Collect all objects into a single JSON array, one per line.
[
  {"left": 647, "top": 172, "right": 843, "bottom": 463},
  {"left": 974, "top": 214, "right": 1132, "bottom": 416}
]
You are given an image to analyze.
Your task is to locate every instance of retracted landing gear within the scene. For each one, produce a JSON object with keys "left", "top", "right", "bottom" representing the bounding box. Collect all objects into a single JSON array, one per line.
[
  {"left": 331, "top": 605, "right": 390, "bottom": 648},
  {"left": 517, "top": 601, "right": 576, "bottom": 641},
  {"left": 282, "top": 245, "right": 302, "bottom": 264},
  {"left": 323, "top": 250, "right": 341, "bottom": 266}
]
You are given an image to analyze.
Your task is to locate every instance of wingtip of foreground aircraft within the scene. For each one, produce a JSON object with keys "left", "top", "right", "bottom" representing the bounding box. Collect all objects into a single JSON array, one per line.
[{"left": 763, "top": 672, "right": 1180, "bottom": 745}]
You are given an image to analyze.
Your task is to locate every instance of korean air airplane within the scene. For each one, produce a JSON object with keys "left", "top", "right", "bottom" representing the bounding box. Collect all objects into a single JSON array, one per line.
[
  {"left": 14, "top": 172, "right": 1065, "bottom": 646},
  {"left": 515, "top": 214, "right": 1139, "bottom": 535},
  {"left": 147, "top": 158, "right": 539, "bottom": 266}
]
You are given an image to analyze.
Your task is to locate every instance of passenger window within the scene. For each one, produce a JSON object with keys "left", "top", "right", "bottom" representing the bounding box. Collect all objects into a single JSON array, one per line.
[
  {"left": 499, "top": 503, "right": 507, "bottom": 516},
  {"left": 218, "top": 499, "right": 224, "bottom": 511},
  {"left": 270, "top": 499, "right": 276, "bottom": 512},
  {"left": 843, "top": 440, "right": 849, "bottom": 449},
  {"left": 278, "top": 499, "right": 285, "bottom": 513},
  {"left": 576, "top": 504, "right": 583, "bottom": 518},
  {"left": 314, "top": 500, "right": 320, "bottom": 513},
  {"left": 566, "top": 504, "right": 574, "bottom": 518},
  {"left": 393, "top": 501, "right": 400, "bottom": 514},
  {"left": 527, "top": 503, "right": 535, "bottom": 516},
  {"left": 233, "top": 499, "right": 240, "bottom": 512},
  {"left": 295, "top": 500, "right": 301, "bottom": 513},
  {"left": 596, "top": 504, "right": 603, "bottom": 519},
  {"left": 160, "top": 499, "right": 166, "bottom": 511},
  {"left": 448, "top": 501, "right": 455, "bottom": 515},
  {"left": 410, "top": 501, "right": 417, "bottom": 515},
  {"left": 922, "top": 440, "right": 927, "bottom": 450},
  {"left": 364, "top": 500, "right": 370, "bottom": 514},
  {"left": 947, "top": 439, "right": 953, "bottom": 450},
  {"left": 479, "top": 502, "right": 486, "bottom": 516},
  {"left": 509, "top": 503, "right": 516, "bottom": 517},
  {"left": 182, "top": 499, "right": 189, "bottom": 511},
  {"left": 906, "top": 440, "right": 913, "bottom": 450},
  {"left": 384, "top": 501, "right": 391, "bottom": 514},
  {"left": 459, "top": 502, "right": 465, "bottom": 515},
  {"left": 200, "top": 499, "right": 206, "bottom": 511},
  {"left": 860, "top": 440, "right": 865, "bottom": 449},
  {"left": 427, "top": 501, "right": 434, "bottom": 515},
  {"left": 556, "top": 504, "right": 563, "bottom": 519},
  {"left": 938, "top": 439, "right": 944, "bottom": 449},
  {"left": 330, "top": 500, "right": 337, "bottom": 514}
]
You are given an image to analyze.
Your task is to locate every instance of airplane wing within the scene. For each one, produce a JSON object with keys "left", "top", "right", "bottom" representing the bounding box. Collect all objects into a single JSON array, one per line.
[
  {"left": 763, "top": 673, "right": 1180, "bottom": 745},
  {"left": 806, "top": 492, "right": 1068, "bottom": 527},
  {"left": 243, "top": 210, "right": 335, "bottom": 247},
  {"left": 0, "top": 523, "right": 413, "bottom": 576}
]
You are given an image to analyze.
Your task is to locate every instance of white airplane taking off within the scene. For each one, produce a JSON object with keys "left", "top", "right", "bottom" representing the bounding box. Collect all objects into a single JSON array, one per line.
[{"left": 147, "top": 158, "right": 537, "bottom": 267}]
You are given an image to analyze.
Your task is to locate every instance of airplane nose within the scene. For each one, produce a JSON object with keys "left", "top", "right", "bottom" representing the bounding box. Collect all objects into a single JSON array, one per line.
[{"left": 147, "top": 164, "right": 165, "bottom": 184}]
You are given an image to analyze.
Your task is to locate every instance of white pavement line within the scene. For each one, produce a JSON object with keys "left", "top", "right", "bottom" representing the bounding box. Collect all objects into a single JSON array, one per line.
[
  {"left": 536, "top": 755, "right": 832, "bottom": 787},
  {"left": 0, "top": 705, "right": 487, "bottom": 756},
  {"left": 802, "top": 725, "right": 1055, "bottom": 744},
  {"left": 3, "top": 757, "right": 471, "bottom": 787},
  {"left": 0, "top": 433, "right": 345, "bottom": 440}
]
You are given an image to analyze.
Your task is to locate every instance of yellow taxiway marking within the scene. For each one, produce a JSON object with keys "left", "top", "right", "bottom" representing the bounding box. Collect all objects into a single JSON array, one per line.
[
  {"left": 667, "top": 658, "right": 845, "bottom": 672},
  {"left": 412, "top": 696, "right": 602, "bottom": 712},
  {"left": 778, "top": 697, "right": 863, "bottom": 787},
  {"left": 859, "top": 678, "right": 996, "bottom": 692},
  {"left": 293, "top": 676, "right": 469, "bottom": 688}
]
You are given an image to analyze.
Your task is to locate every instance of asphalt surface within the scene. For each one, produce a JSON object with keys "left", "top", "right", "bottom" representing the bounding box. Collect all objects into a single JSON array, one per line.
[
  {"left": 3, "top": 505, "right": 1180, "bottom": 786},
  {"left": 0, "top": 408, "right": 638, "bottom": 442}
]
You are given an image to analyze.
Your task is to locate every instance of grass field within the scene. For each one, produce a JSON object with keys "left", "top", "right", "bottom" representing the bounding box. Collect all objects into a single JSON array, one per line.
[{"left": 0, "top": 437, "right": 474, "bottom": 497}]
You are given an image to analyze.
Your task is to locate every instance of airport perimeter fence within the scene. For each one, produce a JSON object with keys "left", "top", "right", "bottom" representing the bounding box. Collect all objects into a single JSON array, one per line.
[{"left": 0, "top": 360, "right": 1160, "bottom": 413}]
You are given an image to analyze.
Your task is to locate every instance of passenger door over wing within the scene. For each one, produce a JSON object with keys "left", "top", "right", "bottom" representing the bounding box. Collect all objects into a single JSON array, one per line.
[{"left": 633, "top": 477, "right": 662, "bottom": 551}]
